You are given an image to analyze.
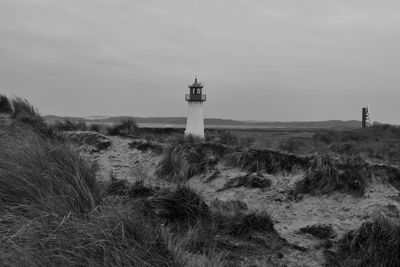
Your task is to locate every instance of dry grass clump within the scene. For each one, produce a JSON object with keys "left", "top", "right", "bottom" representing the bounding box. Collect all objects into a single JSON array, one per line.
[
  {"left": 147, "top": 187, "right": 211, "bottom": 226},
  {"left": 106, "top": 118, "right": 138, "bottom": 136},
  {"left": 129, "top": 139, "right": 164, "bottom": 154},
  {"left": 298, "top": 224, "right": 335, "bottom": 239},
  {"left": 213, "top": 210, "right": 274, "bottom": 237},
  {"left": 157, "top": 138, "right": 226, "bottom": 182},
  {"left": 223, "top": 148, "right": 309, "bottom": 174},
  {"left": 294, "top": 154, "right": 370, "bottom": 196},
  {"left": 217, "top": 173, "right": 272, "bottom": 192},
  {"left": 10, "top": 97, "right": 49, "bottom": 134},
  {"left": 0, "top": 94, "right": 12, "bottom": 113},
  {"left": 328, "top": 217, "right": 400, "bottom": 267}
]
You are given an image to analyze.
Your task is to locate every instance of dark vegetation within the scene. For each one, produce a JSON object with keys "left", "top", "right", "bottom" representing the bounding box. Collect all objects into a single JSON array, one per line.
[
  {"left": 0, "top": 94, "right": 12, "bottom": 113},
  {"left": 106, "top": 179, "right": 284, "bottom": 265},
  {"left": 156, "top": 137, "right": 232, "bottom": 182},
  {"left": 129, "top": 139, "right": 164, "bottom": 154},
  {"left": 294, "top": 154, "right": 370, "bottom": 196},
  {"left": 328, "top": 217, "right": 400, "bottom": 267},
  {"left": 11, "top": 97, "right": 50, "bottom": 136},
  {"left": 223, "top": 148, "right": 310, "bottom": 174},
  {"left": 217, "top": 172, "right": 272, "bottom": 192},
  {"left": 298, "top": 224, "right": 335, "bottom": 239}
]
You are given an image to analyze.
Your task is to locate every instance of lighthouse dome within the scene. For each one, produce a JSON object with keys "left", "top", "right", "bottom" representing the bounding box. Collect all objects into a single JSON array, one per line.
[{"left": 188, "top": 78, "right": 203, "bottom": 88}]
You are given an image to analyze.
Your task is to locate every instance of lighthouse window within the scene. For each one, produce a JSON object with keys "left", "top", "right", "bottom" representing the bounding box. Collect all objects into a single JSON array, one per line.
[
  {"left": 192, "top": 89, "right": 195, "bottom": 94},
  {"left": 197, "top": 89, "right": 201, "bottom": 94}
]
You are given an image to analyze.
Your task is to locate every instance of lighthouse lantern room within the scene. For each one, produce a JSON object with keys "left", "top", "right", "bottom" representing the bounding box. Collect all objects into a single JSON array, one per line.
[{"left": 185, "top": 77, "right": 206, "bottom": 138}]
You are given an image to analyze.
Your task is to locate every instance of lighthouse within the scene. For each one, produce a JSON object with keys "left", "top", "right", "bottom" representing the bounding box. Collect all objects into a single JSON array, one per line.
[{"left": 185, "top": 77, "right": 206, "bottom": 138}]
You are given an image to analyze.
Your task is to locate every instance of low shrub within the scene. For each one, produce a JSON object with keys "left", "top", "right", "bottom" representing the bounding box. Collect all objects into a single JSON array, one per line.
[
  {"left": 0, "top": 95, "right": 12, "bottom": 113},
  {"left": 330, "top": 217, "right": 400, "bottom": 267}
]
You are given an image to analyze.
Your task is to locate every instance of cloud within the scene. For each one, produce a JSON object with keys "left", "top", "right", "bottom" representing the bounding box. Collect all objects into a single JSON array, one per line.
[{"left": 0, "top": 0, "right": 399, "bottom": 123}]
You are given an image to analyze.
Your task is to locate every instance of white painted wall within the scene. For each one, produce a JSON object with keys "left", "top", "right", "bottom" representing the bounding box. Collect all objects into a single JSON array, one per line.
[{"left": 185, "top": 101, "right": 205, "bottom": 138}]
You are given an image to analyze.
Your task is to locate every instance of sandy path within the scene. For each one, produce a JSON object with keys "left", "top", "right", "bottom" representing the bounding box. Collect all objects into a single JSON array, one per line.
[{"left": 92, "top": 136, "right": 171, "bottom": 188}]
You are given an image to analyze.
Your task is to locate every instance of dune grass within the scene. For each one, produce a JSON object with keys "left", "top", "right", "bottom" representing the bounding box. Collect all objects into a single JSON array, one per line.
[
  {"left": 223, "top": 148, "right": 309, "bottom": 174},
  {"left": 0, "top": 107, "right": 179, "bottom": 266},
  {"left": 294, "top": 154, "right": 370, "bottom": 196},
  {"left": 329, "top": 217, "right": 400, "bottom": 267},
  {"left": 129, "top": 139, "right": 164, "bottom": 154},
  {"left": 217, "top": 172, "right": 272, "bottom": 192},
  {"left": 0, "top": 126, "right": 99, "bottom": 217},
  {"left": 156, "top": 137, "right": 222, "bottom": 182},
  {"left": 10, "top": 96, "right": 49, "bottom": 135},
  {"left": 0, "top": 203, "right": 177, "bottom": 267},
  {"left": 0, "top": 94, "right": 12, "bottom": 113}
]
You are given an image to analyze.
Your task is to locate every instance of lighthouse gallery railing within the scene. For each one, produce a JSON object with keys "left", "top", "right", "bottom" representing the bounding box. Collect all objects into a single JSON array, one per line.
[{"left": 185, "top": 94, "right": 206, "bottom": 101}]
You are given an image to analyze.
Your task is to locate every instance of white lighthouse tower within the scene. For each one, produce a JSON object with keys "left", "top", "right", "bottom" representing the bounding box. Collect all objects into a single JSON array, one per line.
[{"left": 185, "top": 77, "right": 206, "bottom": 139}]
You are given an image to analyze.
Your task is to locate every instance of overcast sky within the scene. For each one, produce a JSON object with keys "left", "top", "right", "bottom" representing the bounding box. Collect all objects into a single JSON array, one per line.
[{"left": 0, "top": 0, "right": 399, "bottom": 123}]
